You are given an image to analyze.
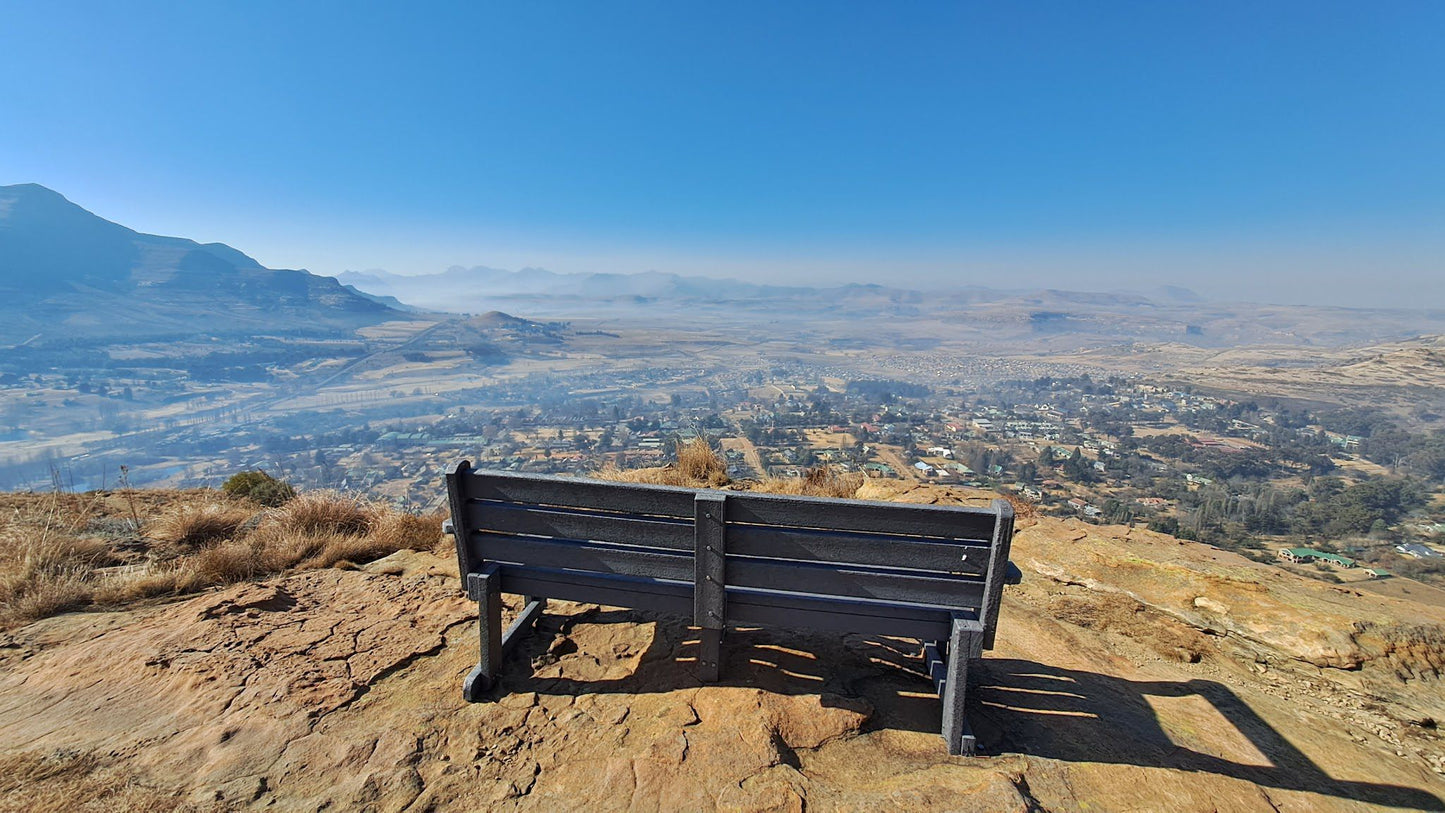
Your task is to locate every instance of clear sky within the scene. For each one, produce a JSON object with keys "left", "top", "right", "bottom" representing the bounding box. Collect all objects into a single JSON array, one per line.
[{"left": 2, "top": 2, "right": 1441, "bottom": 307}]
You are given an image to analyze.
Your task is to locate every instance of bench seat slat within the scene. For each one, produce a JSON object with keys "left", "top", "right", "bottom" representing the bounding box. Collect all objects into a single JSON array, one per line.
[
  {"left": 727, "top": 525, "right": 989, "bottom": 578},
  {"left": 726, "top": 492, "right": 999, "bottom": 541},
  {"left": 467, "top": 471, "right": 696, "bottom": 518},
  {"left": 469, "top": 501, "right": 693, "bottom": 551}
]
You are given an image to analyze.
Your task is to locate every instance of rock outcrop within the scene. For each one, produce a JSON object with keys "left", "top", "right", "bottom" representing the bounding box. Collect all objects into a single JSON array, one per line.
[{"left": 2, "top": 493, "right": 1444, "bottom": 811}]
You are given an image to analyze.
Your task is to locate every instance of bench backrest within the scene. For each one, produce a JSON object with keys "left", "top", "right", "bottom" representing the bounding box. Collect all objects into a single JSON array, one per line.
[{"left": 447, "top": 462, "right": 1014, "bottom": 644}]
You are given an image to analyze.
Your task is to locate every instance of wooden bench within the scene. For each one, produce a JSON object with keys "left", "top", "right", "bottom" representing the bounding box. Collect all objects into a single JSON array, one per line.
[{"left": 444, "top": 462, "right": 1020, "bottom": 755}]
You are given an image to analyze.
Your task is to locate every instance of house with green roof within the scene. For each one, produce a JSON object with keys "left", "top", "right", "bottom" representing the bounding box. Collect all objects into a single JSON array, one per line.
[{"left": 1277, "top": 547, "right": 1356, "bottom": 568}]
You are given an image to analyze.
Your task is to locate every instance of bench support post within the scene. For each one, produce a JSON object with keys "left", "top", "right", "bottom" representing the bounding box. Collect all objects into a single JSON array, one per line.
[
  {"left": 694, "top": 492, "right": 728, "bottom": 682},
  {"left": 464, "top": 563, "right": 504, "bottom": 702},
  {"left": 925, "top": 614, "right": 981, "bottom": 756}
]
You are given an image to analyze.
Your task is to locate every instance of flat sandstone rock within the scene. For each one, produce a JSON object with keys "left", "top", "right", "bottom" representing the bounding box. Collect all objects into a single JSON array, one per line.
[{"left": 1, "top": 502, "right": 1443, "bottom": 811}]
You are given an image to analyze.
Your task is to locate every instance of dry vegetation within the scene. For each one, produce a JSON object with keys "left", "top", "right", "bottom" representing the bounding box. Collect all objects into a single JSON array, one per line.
[
  {"left": 0, "top": 488, "right": 443, "bottom": 629},
  {"left": 0, "top": 751, "right": 195, "bottom": 813},
  {"left": 596, "top": 436, "right": 732, "bottom": 488},
  {"left": 752, "top": 466, "right": 864, "bottom": 499},
  {"left": 597, "top": 436, "right": 866, "bottom": 498}
]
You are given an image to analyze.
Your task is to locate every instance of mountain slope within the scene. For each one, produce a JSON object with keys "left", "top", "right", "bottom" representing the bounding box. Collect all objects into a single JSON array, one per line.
[{"left": 0, "top": 184, "right": 399, "bottom": 344}]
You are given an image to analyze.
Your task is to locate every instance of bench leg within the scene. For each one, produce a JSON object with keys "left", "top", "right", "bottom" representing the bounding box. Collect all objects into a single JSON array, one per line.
[
  {"left": 697, "top": 627, "right": 722, "bottom": 683},
  {"left": 463, "top": 567, "right": 504, "bottom": 702},
  {"left": 925, "top": 618, "right": 980, "bottom": 756}
]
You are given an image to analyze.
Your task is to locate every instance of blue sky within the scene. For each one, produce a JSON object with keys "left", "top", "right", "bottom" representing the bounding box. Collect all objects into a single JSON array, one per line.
[{"left": 1, "top": 2, "right": 1441, "bottom": 306}]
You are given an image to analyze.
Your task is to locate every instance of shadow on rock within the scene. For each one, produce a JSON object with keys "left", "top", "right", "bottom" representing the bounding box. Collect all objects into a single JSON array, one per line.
[{"left": 972, "top": 659, "right": 1443, "bottom": 812}]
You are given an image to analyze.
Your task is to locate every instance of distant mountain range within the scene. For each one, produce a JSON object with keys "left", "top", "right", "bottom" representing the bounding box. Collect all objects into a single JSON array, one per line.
[
  {"left": 337, "top": 266, "right": 1215, "bottom": 315},
  {"left": 337, "top": 265, "right": 1445, "bottom": 350},
  {"left": 0, "top": 184, "right": 399, "bottom": 345}
]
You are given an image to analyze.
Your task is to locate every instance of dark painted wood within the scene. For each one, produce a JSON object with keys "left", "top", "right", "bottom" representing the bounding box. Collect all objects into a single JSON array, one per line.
[
  {"left": 502, "top": 597, "right": 546, "bottom": 653},
  {"left": 727, "top": 525, "right": 990, "bottom": 576},
  {"left": 697, "top": 627, "right": 722, "bottom": 683},
  {"left": 463, "top": 563, "right": 503, "bottom": 702},
  {"left": 470, "top": 500, "right": 693, "bottom": 551},
  {"left": 447, "top": 469, "right": 1018, "bottom": 756},
  {"left": 729, "top": 590, "right": 953, "bottom": 640},
  {"left": 938, "top": 616, "right": 979, "bottom": 756},
  {"left": 726, "top": 556, "right": 987, "bottom": 609},
  {"left": 471, "top": 532, "right": 693, "bottom": 581},
  {"left": 726, "top": 491, "right": 999, "bottom": 541},
  {"left": 497, "top": 566, "right": 695, "bottom": 617},
  {"left": 467, "top": 470, "right": 697, "bottom": 518},
  {"left": 694, "top": 492, "right": 727, "bottom": 630},
  {"left": 982, "top": 499, "right": 1015, "bottom": 651},
  {"left": 446, "top": 461, "right": 475, "bottom": 579}
]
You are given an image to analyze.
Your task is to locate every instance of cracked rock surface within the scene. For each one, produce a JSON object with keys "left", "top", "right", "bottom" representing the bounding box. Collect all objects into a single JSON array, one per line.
[{"left": 2, "top": 510, "right": 1444, "bottom": 811}]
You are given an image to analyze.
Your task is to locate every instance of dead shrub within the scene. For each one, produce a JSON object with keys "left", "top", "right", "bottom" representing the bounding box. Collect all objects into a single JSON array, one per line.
[
  {"left": 276, "top": 491, "right": 372, "bottom": 536},
  {"left": 149, "top": 504, "right": 251, "bottom": 548},
  {"left": 93, "top": 565, "right": 186, "bottom": 604},
  {"left": 597, "top": 437, "right": 730, "bottom": 488},
  {"left": 250, "top": 524, "right": 328, "bottom": 572},
  {"left": 369, "top": 509, "right": 444, "bottom": 552},
  {"left": 0, "top": 518, "right": 112, "bottom": 626},
  {"left": 5, "top": 570, "right": 94, "bottom": 623},
  {"left": 1001, "top": 493, "right": 1038, "bottom": 519},
  {"left": 756, "top": 467, "right": 863, "bottom": 499},
  {"left": 184, "top": 540, "right": 263, "bottom": 587}
]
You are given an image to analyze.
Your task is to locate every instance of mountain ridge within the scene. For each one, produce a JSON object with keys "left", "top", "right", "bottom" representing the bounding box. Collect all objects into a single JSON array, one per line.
[{"left": 0, "top": 183, "right": 399, "bottom": 345}]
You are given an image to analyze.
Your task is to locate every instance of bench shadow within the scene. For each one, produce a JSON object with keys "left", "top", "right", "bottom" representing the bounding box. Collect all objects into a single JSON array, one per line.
[
  {"left": 971, "top": 659, "right": 1442, "bottom": 811},
  {"left": 485, "top": 608, "right": 1442, "bottom": 811}
]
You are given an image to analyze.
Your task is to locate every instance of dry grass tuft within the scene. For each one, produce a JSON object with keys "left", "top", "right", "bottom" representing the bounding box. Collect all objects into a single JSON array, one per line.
[
  {"left": 369, "top": 509, "right": 445, "bottom": 552},
  {"left": 0, "top": 503, "right": 114, "bottom": 626},
  {"left": 755, "top": 466, "right": 864, "bottom": 499},
  {"left": 93, "top": 564, "right": 188, "bottom": 604},
  {"left": 185, "top": 540, "right": 264, "bottom": 586},
  {"left": 276, "top": 491, "right": 373, "bottom": 536},
  {"left": 596, "top": 437, "right": 730, "bottom": 488},
  {"left": 0, "top": 750, "right": 189, "bottom": 813},
  {"left": 149, "top": 504, "right": 252, "bottom": 548},
  {"left": 0, "top": 488, "right": 444, "bottom": 628}
]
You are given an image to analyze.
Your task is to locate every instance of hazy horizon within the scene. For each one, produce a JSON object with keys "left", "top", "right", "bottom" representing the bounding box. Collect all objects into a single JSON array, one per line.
[{"left": 3, "top": 3, "right": 1441, "bottom": 309}]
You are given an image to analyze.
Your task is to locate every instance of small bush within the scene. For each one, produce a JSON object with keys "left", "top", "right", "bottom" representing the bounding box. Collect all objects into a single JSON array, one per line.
[{"left": 222, "top": 471, "right": 296, "bottom": 507}]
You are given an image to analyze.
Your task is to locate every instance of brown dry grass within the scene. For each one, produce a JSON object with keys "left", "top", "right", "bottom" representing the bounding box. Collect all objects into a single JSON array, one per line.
[
  {"left": 276, "top": 491, "right": 372, "bottom": 536},
  {"left": 0, "top": 751, "right": 194, "bottom": 813},
  {"left": 596, "top": 436, "right": 730, "bottom": 488},
  {"left": 0, "top": 496, "right": 116, "bottom": 625},
  {"left": 149, "top": 504, "right": 253, "bottom": 548},
  {"left": 0, "top": 489, "right": 443, "bottom": 628},
  {"left": 754, "top": 466, "right": 864, "bottom": 499}
]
